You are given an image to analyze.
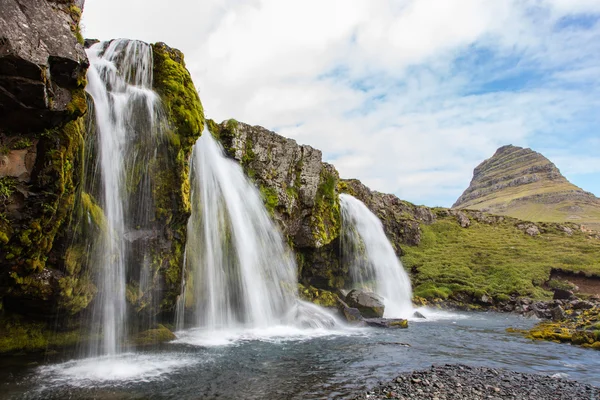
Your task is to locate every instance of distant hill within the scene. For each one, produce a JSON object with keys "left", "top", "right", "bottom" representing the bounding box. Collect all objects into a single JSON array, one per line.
[{"left": 453, "top": 145, "right": 600, "bottom": 231}]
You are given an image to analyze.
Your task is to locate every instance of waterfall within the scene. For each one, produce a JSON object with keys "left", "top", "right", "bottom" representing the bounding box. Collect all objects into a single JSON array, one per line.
[
  {"left": 85, "top": 39, "right": 165, "bottom": 356},
  {"left": 177, "top": 130, "right": 299, "bottom": 330},
  {"left": 340, "top": 194, "right": 413, "bottom": 318}
]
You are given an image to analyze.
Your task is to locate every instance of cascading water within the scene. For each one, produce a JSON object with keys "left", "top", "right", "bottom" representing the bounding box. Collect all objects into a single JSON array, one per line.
[
  {"left": 178, "top": 131, "right": 296, "bottom": 330},
  {"left": 176, "top": 130, "right": 337, "bottom": 333},
  {"left": 85, "top": 39, "right": 165, "bottom": 356},
  {"left": 340, "top": 194, "right": 413, "bottom": 318}
]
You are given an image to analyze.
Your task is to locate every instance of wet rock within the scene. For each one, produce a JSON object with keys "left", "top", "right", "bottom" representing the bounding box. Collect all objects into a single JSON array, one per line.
[
  {"left": 345, "top": 289, "right": 385, "bottom": 318},
  {"left": 337, "top": 300, "right": 365, "bottom": 325},
  {"left": 364, "top": 318, "right": 408, "bottom": 329},
  {"left": 130, "top": 324, "right": 176, "bottom": 346},
  {"left": 550, "top": 305, "right": 566, "bottom": 321},
  {"left": 413, "top": 311, "right": 426, "bottom": 319}
]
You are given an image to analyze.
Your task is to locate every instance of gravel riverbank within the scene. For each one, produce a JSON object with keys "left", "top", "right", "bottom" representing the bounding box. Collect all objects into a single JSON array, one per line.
[{"left": 350, "top": 364, "right": 599, "bottom": 400}]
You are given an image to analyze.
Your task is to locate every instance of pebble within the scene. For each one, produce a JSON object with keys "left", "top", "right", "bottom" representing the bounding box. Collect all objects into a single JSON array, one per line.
[{"left": 349, "top": 364, "right": 600, "bottom": 400}]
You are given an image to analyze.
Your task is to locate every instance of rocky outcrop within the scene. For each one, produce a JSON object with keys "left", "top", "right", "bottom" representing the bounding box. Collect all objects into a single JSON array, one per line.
[
  {"left": 144, "top": 42, "right": 204, "bottom": 315},
  {"left": 209, "top": 120, "right": 345, "bottom": 288},
  {"left": 0, "top": 0, "right": 90, "bottom": 320},
  {"left": 453, "top": 145, "right": 600, "bottom": 231},
  {"left": 0, "top": 0, "right": 88, "bottom": 133}
]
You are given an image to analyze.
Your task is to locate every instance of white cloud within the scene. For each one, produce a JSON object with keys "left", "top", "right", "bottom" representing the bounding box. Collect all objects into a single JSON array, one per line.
[{"left": 82, "top": 0, "right": 600, "bottom": 206}]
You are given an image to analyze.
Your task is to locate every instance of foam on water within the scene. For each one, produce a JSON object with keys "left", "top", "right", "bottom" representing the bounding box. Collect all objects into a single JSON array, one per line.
[
  {"left": 35, "top": 353, "right": 201, "bottom": 387},
  {"left": 174, "top": 324, "right": 364, "bottom": 347},
  {"left": 409, "top": 307, "right": 472, "bottom": 322}
]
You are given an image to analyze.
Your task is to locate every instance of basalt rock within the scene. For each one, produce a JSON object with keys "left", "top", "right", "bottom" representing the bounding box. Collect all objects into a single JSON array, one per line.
[
  {"left": 0, "top": 0, "right": 91, "bottom": 320},
  {"left": 364, "top": 318, "right": 408, "bottom": 329},
  {"left": 345, "top": 289, "right": 385, "bottom": 318},
  {"left": 0, "top": 0, "right": 88, "bottom": 133},
  {"left": 209, "top": 120, "right": 345, "bottom": 289}
]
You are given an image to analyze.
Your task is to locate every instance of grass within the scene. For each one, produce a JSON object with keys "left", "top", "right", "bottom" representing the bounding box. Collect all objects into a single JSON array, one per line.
[{"left": 402, "top": 212, "right": 600, "bottom": 301}]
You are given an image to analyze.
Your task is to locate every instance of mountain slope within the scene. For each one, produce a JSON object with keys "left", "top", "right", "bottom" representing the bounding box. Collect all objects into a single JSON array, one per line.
[{"left": 453, "top": 145, "right": 600, "bottom": 231}]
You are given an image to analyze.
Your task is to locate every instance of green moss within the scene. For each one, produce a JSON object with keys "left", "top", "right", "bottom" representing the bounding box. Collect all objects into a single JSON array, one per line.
[
  {"left": 149, "top": 42, "right": 206, "bottom": 313},
  {"left": 260, "top": 185, "right": 279, "bottom": 216},
  {"left": 0, "top": 176, "right": 17, "bottom": 206},
  {"left": 130, "top": 324, "right": 176, "bottom": 346},
  {"left": 298, "top": 284, "right": 339, "bottom": 307},
  {"left": 11, "top": 138, "right": 33, "bottom": 150},
  {"left": 0, "top": 317, "right": 82, "bottom": 354},
  {"left": 520, "top": 307, "right": 600, "bottom": 350},
  {"left": 152, "top": 42, "right": 204, "bottom": 142},
  {"left": 310, "top": 166, "right": 341, "bottom": 247}
]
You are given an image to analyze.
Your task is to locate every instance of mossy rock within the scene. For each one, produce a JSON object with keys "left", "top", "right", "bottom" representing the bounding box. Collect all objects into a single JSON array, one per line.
[
  {"left": 298, "top": 283, "right": 339, "bottom": 308},
  {"left": 0, "top": 316, "right": 83, "bottom": 354},
  {"left": 130, "top": 324, "right": 176, "bottom": 346}
]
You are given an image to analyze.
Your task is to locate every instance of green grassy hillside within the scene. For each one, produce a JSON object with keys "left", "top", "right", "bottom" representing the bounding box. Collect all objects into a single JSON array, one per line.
[{"left": 401, "top": 210, "right": 600, "bottom": 301}]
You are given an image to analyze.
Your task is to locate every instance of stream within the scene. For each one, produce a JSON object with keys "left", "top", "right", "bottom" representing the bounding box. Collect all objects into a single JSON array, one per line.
[{"left": 2, "top": 311, "right": 599, "bottom": 399}]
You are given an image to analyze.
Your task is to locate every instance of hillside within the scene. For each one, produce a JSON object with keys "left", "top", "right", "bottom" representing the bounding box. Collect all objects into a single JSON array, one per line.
[{"left": 453, "top": 145, "right": 600, "bottom": 231}]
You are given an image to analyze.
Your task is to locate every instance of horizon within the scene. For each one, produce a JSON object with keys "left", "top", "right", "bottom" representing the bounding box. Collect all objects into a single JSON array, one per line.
[{"left": 81, "top": 0, "right": 600, "bottom": 208}]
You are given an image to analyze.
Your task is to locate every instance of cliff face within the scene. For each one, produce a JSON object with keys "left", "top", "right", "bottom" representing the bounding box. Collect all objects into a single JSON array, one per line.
[
  {"left": 208, "top": 120, "right": 345, "bottom": 288},
  {"left": 216, "top": 130, "right": 600, "bottom": 305},
  {"left": 0, "top": 1, "right": 204, "bottom": 337},
  {"left": 453, "top": 145, "right": 600, "bottom": 231},
  {"left": 0, "top": 0, "right": 90, "bottom": 319}
]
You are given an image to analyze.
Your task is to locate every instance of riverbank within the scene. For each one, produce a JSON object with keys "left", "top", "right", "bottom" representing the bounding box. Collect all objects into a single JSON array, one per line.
[{"left": 350, "top": 364, "right": 600, "bottom": 400}]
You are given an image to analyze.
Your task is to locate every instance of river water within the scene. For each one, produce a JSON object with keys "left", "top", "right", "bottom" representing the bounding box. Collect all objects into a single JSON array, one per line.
[{"left": 2, "top": 311, "right": 599, "bottom": 399}]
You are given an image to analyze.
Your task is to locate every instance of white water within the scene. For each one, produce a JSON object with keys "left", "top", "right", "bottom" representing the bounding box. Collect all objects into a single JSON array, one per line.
[
  {"left": 178, "top": 130, "right": 328, "bottom": 332},
  {"left": 34, "top": 353, "right": 202, "bottom": 387},
  {"left": 85, "top": 39, "right": 164, "bottom": 356},
  {"left": 340, "top": 194, "right": 413, "bottom": 318}
]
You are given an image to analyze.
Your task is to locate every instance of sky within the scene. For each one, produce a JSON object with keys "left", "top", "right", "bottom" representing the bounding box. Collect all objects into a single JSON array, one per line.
[{"left": 81, "top": 0, "right": 600, "bottom": 207}]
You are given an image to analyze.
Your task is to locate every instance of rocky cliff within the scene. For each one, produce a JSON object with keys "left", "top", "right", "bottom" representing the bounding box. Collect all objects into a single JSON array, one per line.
[
  {"left": 206, "top": 123, "right": 600, "bottom": 307},
  {"left": 453, "top": 145, "right": 600, "bottom": 231},
  {"left": 0, "top": 0, "right": 204, "bottom": 352},
  {"left": 208, "top": 120, "right": 345, "bottom": 289},
  {"left": 1, "top": 0, "right": 90, "bottom": 320}
]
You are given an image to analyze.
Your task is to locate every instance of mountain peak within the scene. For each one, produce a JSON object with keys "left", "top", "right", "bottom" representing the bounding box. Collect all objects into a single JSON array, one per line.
[{"left": 453, "top": 145, "right": 600, "bottom": 230}]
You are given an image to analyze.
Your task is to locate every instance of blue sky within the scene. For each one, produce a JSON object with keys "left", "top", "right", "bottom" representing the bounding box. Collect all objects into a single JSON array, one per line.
[{"left": 82, "top": 0, "right": 600, "bottom": 207}]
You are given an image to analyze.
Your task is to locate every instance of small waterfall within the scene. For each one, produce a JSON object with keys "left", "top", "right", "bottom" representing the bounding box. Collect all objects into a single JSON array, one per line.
[
  {"left": 340, "top": 194, "right": 413, "bottom": 318},
  {"left": 85, "top": 39, "right": 165, "bottom": 356},
  {"left": 178, "top": 130, "right": 299, "bottom": 330}
]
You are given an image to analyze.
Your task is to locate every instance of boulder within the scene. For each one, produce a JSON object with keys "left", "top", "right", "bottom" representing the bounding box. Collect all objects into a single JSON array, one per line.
[
  {"left": 550, "top": 306, "right": 566, "bottom": 322},
  {"left": 364, "top": 318, "right": 408, "bottom": 329},
  {"left": 553, "top": 288, "right": 574, "bottom": 300},
  {"left": 571, "top": 300, "right": 594, "bottom": 310},
  {"left": 456, "top": 211, "right": 470, "bottom": 228},
  {"left": 130, "top": 325, "right": 176, "bottom": 346},
  {"left": 337, "top": 299, "right": 365, "bottom": 325},
  {"left": 345, "top": 289, "right": 385, "bottom": 318},
  {"left": 413, "top": 311, "right": 426, "bottom": 319}
]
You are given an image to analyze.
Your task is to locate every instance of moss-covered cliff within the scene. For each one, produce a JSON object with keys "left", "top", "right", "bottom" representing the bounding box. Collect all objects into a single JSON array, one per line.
[
  {"left": 145, "top": 42, "right": 204, "bottom": 315},
  {"left": 0, "top": 1, "right": 204, "bottom": 353},
  {"left": 0, "top": 0, "right": 91, "bottom": 321},
  {"left": 208, "top": 120, "right": 345, "bottom": 288}
]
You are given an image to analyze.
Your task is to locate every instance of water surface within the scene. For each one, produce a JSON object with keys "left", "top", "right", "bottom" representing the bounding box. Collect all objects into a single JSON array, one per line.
[{"left": 2, "top": 311, "right": 599, "bottom": 399}]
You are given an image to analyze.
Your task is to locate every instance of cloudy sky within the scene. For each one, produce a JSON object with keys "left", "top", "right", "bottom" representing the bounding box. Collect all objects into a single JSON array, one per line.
[{"left": 82, "top": 0, "right": 600, "bottom": 207}]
